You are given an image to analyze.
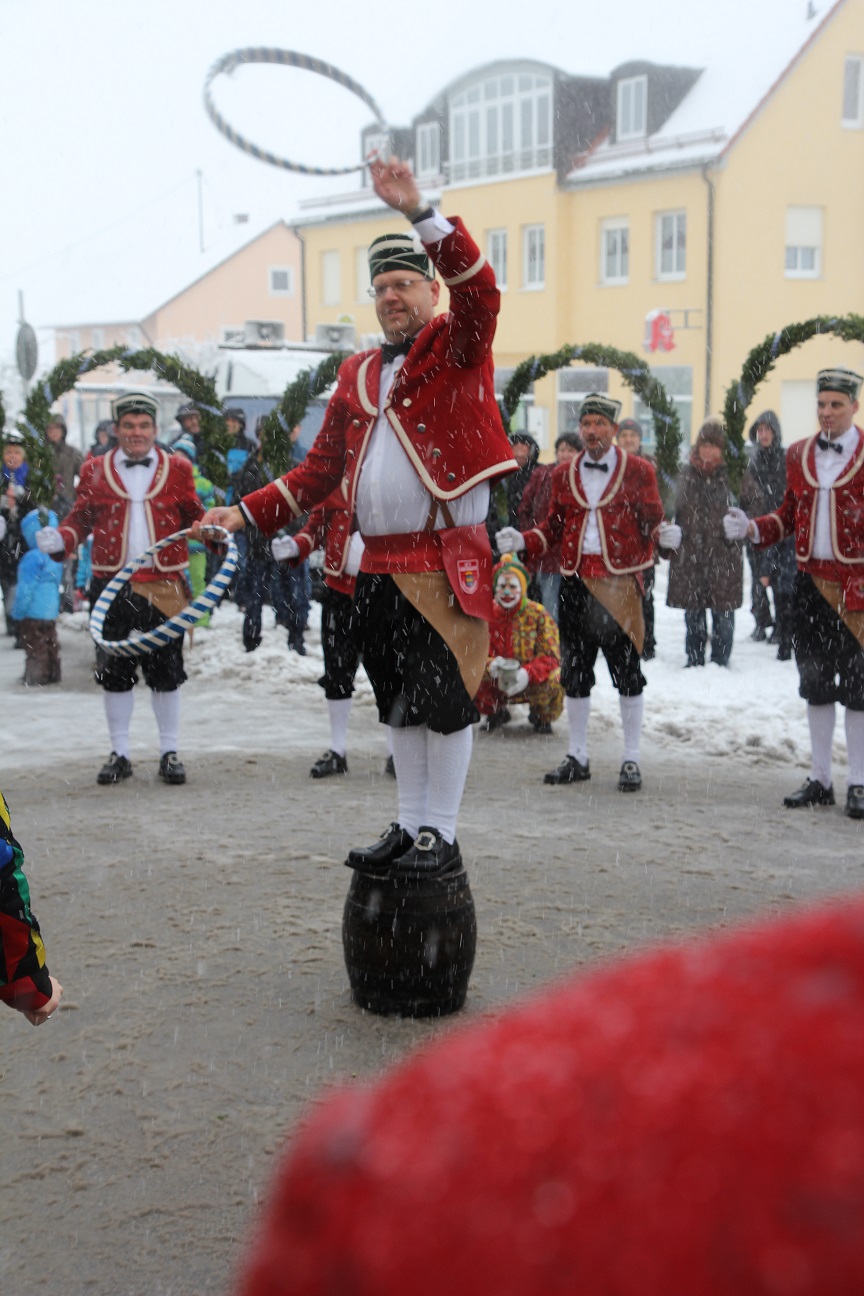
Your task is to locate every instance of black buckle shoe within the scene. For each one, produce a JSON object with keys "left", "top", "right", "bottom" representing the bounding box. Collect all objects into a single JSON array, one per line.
[
  {"left": 159, "top": 752, "right": 186, "bottom": 785},
  {"left": 845, "top": 785, "right": 864, "bottom": 820},
  {"left": 543, "top": 755, "right": 590, "bottom": 785},
  {"left": 390, "top": 827, "right": 462, "bottom": 879},
  {"left": 783, "top": 778, "right": 834, "bottom": 809},
  {"left": 346, "top": 822, "right": 414, "bottom": 874},
  {"left": 310, "top": 750, "right": 348, "bottom": 779},
  {"left": 618, "top": 760, "right": 642, "bottom": 792},
  {"left": 97, "top": 752, "right": 132, "bottom": 785}
]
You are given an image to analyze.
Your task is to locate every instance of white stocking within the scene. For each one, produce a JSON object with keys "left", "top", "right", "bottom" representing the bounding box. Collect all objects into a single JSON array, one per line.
[
  {"left": 845, "top": 708, "right": 864, "bottom": 786},
  {"left": 104, "top": 691, "right": 134, "bottom": 759},
  {"left": 425, "top": 726, "right": 474, "bottom": 845},
  {"left": 565, "top": 695, "right": 591, "bottom": 764},
  {"left": 150, "top": 688, "right": 181, "bottom": 756},
  {"left": 327, "top": 698, "right": 352, "bottom": 758},
  {"left": 619, "top": 693, "right": 644, "bottom": 764},
  {"left": 389, "top": 725, "right": 428, "bottom": 838},
  {"left": 808, "top": 703, "right": 836, "bottom": 788}
]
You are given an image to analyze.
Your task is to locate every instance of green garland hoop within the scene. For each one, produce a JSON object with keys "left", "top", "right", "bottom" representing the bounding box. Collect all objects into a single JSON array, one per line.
[
  {"left": 255, "top": 351, "right": 346, "bottom": 476},
  {"left": 0, "top": 392, "right": 5, "bottom": 439},
  {"left": 722, "top": 313, "right": 864, "bottom": 490},
  {"left": 17, "top": 345, "right": 232, "bottom": 503},
  {"left": 499, "top": 343, "right": 682, "bottom": 493}
]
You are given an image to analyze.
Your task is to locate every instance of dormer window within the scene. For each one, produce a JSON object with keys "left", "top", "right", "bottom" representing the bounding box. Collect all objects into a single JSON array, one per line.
[
  {"left": 450, "top": 70, "right": 553, "bottom": 183},
  {"left": 617, "top": 75, "right": 647, "bottom": 141},
  {"left": 416, "top": 122, "right": 441, "bottom": 178}
]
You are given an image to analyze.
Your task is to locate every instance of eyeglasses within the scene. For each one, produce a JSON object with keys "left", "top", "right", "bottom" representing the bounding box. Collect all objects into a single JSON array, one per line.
[{"left": 367, "top": 279, "right": 427, "bottom": 299}]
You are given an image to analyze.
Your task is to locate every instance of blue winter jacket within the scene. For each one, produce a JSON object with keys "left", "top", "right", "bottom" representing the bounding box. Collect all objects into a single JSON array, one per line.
[{"left": 11, "top": 510, "right": 61, "bottom": 622}]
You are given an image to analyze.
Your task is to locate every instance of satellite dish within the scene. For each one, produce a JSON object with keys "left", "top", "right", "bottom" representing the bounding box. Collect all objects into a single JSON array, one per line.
[{"left": 16, "top": 322, "right": 38, "bottom": 382}]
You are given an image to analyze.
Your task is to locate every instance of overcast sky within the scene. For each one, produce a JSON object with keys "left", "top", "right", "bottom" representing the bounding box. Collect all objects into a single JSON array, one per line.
[{"left": 0, "top": 0, "right": 817, "bottom": 399}]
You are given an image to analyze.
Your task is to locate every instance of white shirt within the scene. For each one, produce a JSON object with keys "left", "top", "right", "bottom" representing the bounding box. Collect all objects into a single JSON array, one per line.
[
  {"left": 578, "top": 446, "right": 618, "bottom": 554},
  {"left": 114, "top": 451, "right": 157, "bottom": 568},
  {"left": 812, "top": 424, "right": 858, "bottom": 560},
  {"left": 354, "top": 209, "right": 490, "bottom": 536}
]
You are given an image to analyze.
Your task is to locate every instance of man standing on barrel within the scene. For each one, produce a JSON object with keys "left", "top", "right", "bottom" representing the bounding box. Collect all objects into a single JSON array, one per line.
[
  {"left": 197, "top": 155, "right": 516, "bottom": 877},
  {"left": 724, "top": 366, "right": 864, "bottom": 819}
]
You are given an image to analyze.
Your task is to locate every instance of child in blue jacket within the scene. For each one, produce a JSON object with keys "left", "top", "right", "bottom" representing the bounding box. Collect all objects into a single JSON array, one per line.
[{"left": 12, "top": 508, "right": 62, "bottom": 685}]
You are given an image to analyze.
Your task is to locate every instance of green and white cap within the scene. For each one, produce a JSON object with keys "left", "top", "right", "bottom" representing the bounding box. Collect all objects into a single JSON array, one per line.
[
  {"left": 817, "top": 367, "right": 862, "bottom": 400},
  {"left": 368, "top": 231, "right": 432, "bottom": 280}
]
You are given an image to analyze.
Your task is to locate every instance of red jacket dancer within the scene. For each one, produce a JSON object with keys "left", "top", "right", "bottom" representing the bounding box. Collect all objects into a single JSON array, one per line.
[
  {"left": 37, "top": 390, "right": 203, "bottom": 788},
  {"left": 496, "top": 393, "right": 680, "bottom": 793},
  {"left": 200, "top": 156, "right": 516, "bottom": 881},
  {"left": 724, "top": 365, "right": 864, "bottom": 820}
]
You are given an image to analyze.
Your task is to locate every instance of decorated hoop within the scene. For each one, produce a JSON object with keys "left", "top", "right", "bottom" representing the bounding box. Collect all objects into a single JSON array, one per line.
[
  {"left": 204, "top": 47, "right": 387, "bottom": 175},
  {"left": 89, "top": 528, "right": 239, "bottom": 658}
]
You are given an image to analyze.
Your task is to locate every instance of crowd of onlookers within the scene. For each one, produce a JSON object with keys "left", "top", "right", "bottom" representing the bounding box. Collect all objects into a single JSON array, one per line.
[{"left": 0, "top": 401, "right": 792, "bottom": 690}]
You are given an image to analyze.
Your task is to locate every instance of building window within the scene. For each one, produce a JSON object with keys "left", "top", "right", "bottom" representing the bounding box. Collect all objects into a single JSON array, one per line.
[
  {"left": 67, "top": 330, "right": 81, "bottom": 355},
  {"left": 416, "top": 121, "right": 441, "bottom": 177},
  {"left": 617, "top": 75, "right": 647, "bottom": 141},
  {"left": 126, "top": 326, "right": 141, "bottom": 349},
  {"left": 633, "top": 365, "right": 692, "bottom": 449},
  {"left": 269, "top": 266, "right": 294, "bottom": 296},
  {"left": 656, "top": 211, "right": 687, "bottom": 280},
  {"left": 601, "top": 219, "right": 629, "bottom": 284},
  {"left": 495, "top": 366, "right": 534, "bottom": 435},
  {"left": 91, "top": 327, "right": 104, "bottom": 350},
  {"left": 842, "top": 55, "right": 864, "bottom": 126},
  {"left": 557, "top": 367, "right": 609, "bottom": 435},
  {"left": 522, "top": 225, "right": 545, "bottom": 289},
  {"left": 785, "top": 207, "right": 823, "bottom": 278},
  {"left": 487, "top": 229, "right": 508, "bottom": 289},
  {"left": 449, "top": 71, "right": 552, "bottom": 183},
  {"left": 355, "top": 247, "right": 371, "bottom": 303},
  {"left": 321, "top": 250, "right": 341, "bottom": 306}
]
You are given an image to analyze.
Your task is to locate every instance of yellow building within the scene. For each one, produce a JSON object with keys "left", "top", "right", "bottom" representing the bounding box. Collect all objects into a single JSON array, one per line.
[{"left": 294, "top": 0, "right": 864, "bottom": 454}]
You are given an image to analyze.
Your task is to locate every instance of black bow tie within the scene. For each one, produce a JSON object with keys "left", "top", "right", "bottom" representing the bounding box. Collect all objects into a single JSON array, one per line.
[
  {"left": 584, "top": 460, "right": 609, "bottom": 473},
  {"left": 381, "top": 339, "right": 413, "bottom": 364},
  {"left": 124, "top": 457, "right": 153, "bottom": 468},
  {"left": 817, "top": 437, "right": 843, "bottom": 454}
]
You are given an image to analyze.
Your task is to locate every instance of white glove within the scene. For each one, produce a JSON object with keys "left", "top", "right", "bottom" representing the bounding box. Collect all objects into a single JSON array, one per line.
[
  {"left": 344, "top": 531, "right": 365, "bottom": 577},
  {"left": 488, "top": 655, "right": 508, "bottom": 679},
  {"left": 36, "top": 525, "right": 64, "bottom": 554},
  {"left": 495, "top": 526, "right": 525, "bottom": 554},
  {"left": 502, "top": 666, "right": 529, "bottom": 697},
  {"left": 271, "top": 535, "right": 299, "bottom": 562},
  {"left": 0, "top": 515, "right": 6, "bottom": 542},
  {"left": 657, "top": 521, "right": 682, "bottom": 550},
  {"left": 723, "top": 508, "right": 752, "bottom": 542}
]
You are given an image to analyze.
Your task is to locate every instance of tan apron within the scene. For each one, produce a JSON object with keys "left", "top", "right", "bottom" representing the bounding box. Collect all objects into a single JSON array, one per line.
[
  {"left": 583, "top": 574, "right": 646, "bottom": 656},
  {"left": 393, "top": 571, "right": 490, "bottom": 700},
  {"left": 132, "top": 578, "right": 189, "bottom": 620},
  {"left": 812, "top": 576, "right": 864, "bottom": 650}
]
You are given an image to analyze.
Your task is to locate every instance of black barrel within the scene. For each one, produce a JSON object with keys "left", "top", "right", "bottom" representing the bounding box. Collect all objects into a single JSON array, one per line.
[{"left": 342, "top": 866, "right": 477, "bottom": 1018}]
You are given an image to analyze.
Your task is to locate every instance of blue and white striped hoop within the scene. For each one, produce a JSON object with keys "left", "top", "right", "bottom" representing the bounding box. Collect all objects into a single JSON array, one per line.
[
  {"left": 89, "top": 527, "right": 239, "bottom": 658},
  {"left": 203, "top": 47, "right": 388, "bottom": 176}
]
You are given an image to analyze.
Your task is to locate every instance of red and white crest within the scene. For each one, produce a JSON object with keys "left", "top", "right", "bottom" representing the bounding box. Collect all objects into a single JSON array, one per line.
[{"left": 456, "top": 558, "right": 480, "bottom": 593}]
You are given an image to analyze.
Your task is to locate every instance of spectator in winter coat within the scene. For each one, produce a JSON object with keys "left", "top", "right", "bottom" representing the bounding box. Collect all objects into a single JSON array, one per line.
[
  {"left": 667, "top": 419, "right": 743, "bottom": 668},
  {"left": 0, "top": 790, "right": 62, "bottom": 1025},
  {"left": 45, "top": 414, "right": 82, "bottom": 520},
  {"left": 0, "top": 433, "right": 33, "bottom": 643},
  {"left": 739, "top": 410, "right": 796, "bottom": 660},
  {"left": 85, "top": 419, "right": 117, "bottom": 461},
  {"left": 11, "top": 508, "right": 62, "bottom": 685},
  {"left": 476, "top": 553, "right": 563, "bottom": 735}
]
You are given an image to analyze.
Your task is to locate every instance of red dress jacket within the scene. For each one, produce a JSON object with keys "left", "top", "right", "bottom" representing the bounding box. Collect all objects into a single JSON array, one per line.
[
  {"left": 240, "top": 217, "right": 516, "bottom": 551},
  {"left": 291, "top": 492, "right": 356, "bottom": 598},
  {"left": 521, "top": 450, "right": 665, "bottom": 578},
  {"left": 58, "top": 446, "right": 204, "bottom": 580},
  {"left": 753, "top": 429, "right": 864, "bottom": 583}
]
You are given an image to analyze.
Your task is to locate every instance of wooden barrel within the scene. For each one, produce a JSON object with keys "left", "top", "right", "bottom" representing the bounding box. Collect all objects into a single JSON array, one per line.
[{"left": 342, "top": 865, "right": 477, "bottom": 1018}]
